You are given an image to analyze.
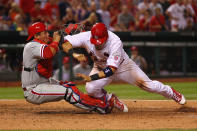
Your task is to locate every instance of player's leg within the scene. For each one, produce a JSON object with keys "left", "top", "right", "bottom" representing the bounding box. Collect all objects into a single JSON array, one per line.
[
  {"left": 62, "top": 82, "right": 114, "bottom": 114},
  {"left": 86, "top": 67, "right": 113, "bottom": 98},
  {"left": 86, "top": 67, "right": 128, "bottom": 112},
  {"left": 24, "top": 83, "right": 114, "bottom": 114},
  {"left": 116, "top": 59, "right": 186, "bottom": 105},
  {"left": 25, "top": 83, "right": 66, "bottom": 104}
]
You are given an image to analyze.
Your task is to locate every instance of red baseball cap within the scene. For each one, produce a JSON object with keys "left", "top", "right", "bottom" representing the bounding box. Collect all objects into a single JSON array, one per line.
[{"left": 27, "top": 22, "right": 47, "bottom": 41}]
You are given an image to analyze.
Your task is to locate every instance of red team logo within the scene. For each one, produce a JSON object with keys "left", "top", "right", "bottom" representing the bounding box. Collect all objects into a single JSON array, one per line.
[{"left": 114, "top": 56, "right": 119, "bottom": 61}]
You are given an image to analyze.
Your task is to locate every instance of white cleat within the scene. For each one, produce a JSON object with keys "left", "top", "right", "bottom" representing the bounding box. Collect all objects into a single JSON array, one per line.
[
  {"left": 171, "top": 87, "right": 186, "bottom": 105},
  {"left": 179, "top": 94, "right": 186, "bottom": 105},
  {"left": 112, "top": 94, "right": 128, "bottom": 112},
  {"left": 122, "top": 103, "right": 129, "bottom": 112}
]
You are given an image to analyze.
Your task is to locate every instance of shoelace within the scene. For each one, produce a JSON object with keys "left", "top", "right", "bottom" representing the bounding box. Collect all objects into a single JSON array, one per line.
[
  {"left": 173, "top": 92, "right": 181, "bottom": 102},
  {"left": 114, "top": 98, "right": 124, "bottom": 110}
]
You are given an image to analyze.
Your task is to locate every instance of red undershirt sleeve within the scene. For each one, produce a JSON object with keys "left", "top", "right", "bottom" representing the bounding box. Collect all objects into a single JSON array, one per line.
[{"left": 43, "top": 42, "right": 59, "bottom": 59}]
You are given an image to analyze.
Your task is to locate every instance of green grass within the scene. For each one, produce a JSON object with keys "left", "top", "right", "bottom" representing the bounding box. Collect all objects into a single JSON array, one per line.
[
  {"left": 0, "top": 83, "right": 197, "bottom": 131},
  {"left": 0, "top": 82, "right": 197, "bottom": 100}
]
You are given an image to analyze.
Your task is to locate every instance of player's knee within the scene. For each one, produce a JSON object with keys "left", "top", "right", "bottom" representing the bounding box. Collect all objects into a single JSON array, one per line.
[
  {"left": 86, "top": 83, "right": 96, "bottom": 95},
  {"left": 136, "top": 80, "right": 157, "bottom": 92},
  {"left": 151, "top": 80, "right": 165, "bottom": 92},
  {"left": 26, "top": 97, "right": 42, "bottom": 105},
  {"left": 64, "top": 87, "right": 80, "bottom": 104},
  {"left": 86, "top": 83, "right": 101, "bottom": 97},
  {"left": 143, "top": 80, "right": 161, "bottom": 93}
]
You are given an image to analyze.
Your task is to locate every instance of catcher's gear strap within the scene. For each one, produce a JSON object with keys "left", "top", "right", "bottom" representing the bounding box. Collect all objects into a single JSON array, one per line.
[{"left": 62, "top": 83, "right": 110, "bottom": 114}]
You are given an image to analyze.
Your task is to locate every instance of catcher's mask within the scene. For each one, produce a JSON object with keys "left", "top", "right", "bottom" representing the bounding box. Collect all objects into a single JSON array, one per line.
[{"left": 90, "top": 23, "right": 108, "bottom": 46}]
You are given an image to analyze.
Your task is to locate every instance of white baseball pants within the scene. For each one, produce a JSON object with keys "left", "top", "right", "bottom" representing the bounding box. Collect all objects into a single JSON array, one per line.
[{"left": 86, "top": 59, "right": 173, "bottom": 99}]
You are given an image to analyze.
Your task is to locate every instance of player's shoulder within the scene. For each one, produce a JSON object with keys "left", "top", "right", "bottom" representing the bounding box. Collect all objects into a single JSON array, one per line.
[
  {"left": 73, "top": 64, "right": 81, "bottom": 70},
  {"left": 108, "top": 31, "right": 119, "bottom": 38},
  {"left": 24, "top": 41, "right": 42, "bottom": 49},
  {"left": 79, "top": 31, "right": 91, "bottom": 36},
  {"left": 65, "top": 31, "right": 91, "bottom": 39},
  {"left": 167, "top": 3, "right": 176, "bottom": 10},
  {"left": 108, "top": 31, "right": 121, "bottom": 42},
  {"left": 73, "top": 31, "right": 91, "bottom": 37}
]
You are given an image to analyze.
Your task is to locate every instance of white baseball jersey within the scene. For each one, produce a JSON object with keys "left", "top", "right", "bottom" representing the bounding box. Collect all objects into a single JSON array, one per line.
[
  {"left": 167, "top": 3, "right": 187, "bottom": 29},
  {"left": 21, "top": 41, "right": 49, "bottom": 87},
  {"left": 64, "top": 31, "right": 174, "bottom": 100},
  {"left": 65, "top": 31, "right": 130, "bottom": 72}
]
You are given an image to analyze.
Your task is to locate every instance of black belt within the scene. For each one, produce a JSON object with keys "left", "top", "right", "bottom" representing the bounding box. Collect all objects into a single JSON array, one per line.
[{"left": 23, "top": 67, "right": 36, "bottom": 72}]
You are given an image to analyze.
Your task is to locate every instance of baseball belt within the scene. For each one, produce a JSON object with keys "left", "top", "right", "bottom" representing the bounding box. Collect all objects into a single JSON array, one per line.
[{"left": 23, "top": 67, "right": 36, "bottom": 72}]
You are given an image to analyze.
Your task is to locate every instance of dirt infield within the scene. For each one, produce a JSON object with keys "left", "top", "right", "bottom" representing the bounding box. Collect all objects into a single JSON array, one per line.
[{"left": 0, "top": 100, "right": 197, "bottom": 130}]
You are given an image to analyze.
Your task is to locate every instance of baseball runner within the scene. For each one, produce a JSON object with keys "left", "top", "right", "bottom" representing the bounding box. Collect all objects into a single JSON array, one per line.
[
  {"left": 21, "top": 22, "right": 115, "bottom": 114},
  {"left": 62, "top": 22, "right": 186, "bottom": 112}
]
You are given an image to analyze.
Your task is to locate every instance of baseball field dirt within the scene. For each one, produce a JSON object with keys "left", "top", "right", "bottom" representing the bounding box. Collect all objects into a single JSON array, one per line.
[{"left": 0, "top": 100, "right": 197, "bottom": 130}]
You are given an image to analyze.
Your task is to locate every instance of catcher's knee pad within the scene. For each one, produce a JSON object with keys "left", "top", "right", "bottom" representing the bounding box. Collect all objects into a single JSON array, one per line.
[{"left": 62, "top": 83, "right": 112, "bottom": 114}]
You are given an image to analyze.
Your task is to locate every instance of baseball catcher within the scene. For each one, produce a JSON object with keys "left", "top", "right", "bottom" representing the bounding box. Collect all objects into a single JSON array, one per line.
[{"left": 21, "top": 22, "right": 115, "bottom": 114}]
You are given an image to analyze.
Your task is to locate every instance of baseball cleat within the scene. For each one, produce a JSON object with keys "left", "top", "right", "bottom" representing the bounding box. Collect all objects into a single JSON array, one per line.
[
  {"left": 112, "top": 94, "right": 128, "bottom": 112},
  {"left": 171, "top": 87, "right": 186, "bottom": 105},
  {"left": 105, "top": 94, "right": 115, "bottom": 113}
]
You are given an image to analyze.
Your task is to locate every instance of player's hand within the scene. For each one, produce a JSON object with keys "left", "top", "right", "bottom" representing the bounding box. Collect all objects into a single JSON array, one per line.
[
  {"left": 73, "top": 53, "right": 86, "bottom": 62},
  {"left": 53, "top": 31, "right": 61, "bottom": 43},
  {"left": 76, "top": 73, "right": 91, "bottom": 82}
]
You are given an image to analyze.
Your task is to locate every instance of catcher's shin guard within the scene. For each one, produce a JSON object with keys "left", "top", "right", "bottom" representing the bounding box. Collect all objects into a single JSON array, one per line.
[{"left": 62, "top": 83, "right": 113, "bottom": 114}]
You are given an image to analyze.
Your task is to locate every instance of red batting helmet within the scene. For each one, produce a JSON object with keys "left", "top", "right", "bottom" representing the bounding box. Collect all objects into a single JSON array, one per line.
[
  {"left": 90, "top": 23, "right": 108, "bottom": 46},
  {"left": 27, "top": 22, "right": 47, "bottom": 41}
]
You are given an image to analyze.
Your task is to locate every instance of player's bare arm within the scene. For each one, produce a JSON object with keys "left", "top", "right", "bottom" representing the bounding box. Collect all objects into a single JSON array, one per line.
[
  {"left": 62, "top": 41, "right": 86, "bottom": 61},
  {"left": 76, "top": 66, "right": 117, "bottom": 82}
]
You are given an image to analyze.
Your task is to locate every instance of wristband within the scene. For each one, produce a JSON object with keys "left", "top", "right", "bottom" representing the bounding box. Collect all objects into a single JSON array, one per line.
[
  {"left": 90, "top": 74, "right": 100, "bottom": 81},
  {"left": 103, "top": 66, "right": 113, "bottom": 77}
]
